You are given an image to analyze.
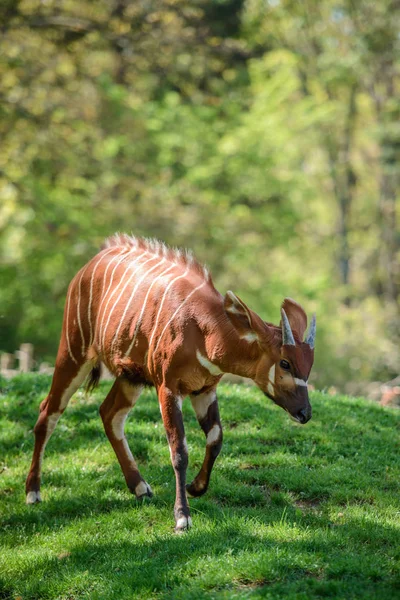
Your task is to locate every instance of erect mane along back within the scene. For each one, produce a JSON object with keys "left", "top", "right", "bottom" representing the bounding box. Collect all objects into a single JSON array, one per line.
[{"left": 102, "top": 233, "right": 210, "bottom": 281}]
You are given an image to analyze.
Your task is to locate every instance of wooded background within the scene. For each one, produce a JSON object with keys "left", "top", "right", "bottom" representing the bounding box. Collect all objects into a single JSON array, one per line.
[{"left": 0, "top": 0, "right": 399, "bottom": 391}]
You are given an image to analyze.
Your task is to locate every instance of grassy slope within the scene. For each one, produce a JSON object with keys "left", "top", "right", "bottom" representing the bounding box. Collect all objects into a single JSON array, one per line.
[{"left": 0, "top": 374, "right": 399, "bottom": 600}]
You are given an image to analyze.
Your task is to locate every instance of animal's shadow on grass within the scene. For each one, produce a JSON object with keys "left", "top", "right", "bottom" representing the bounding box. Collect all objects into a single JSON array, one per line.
[
  {"left": 2, "top": 503, "right": 400, "bottom": 599},
  {"left": 2, "top": 386, "right": 400, "bottom": 597}
]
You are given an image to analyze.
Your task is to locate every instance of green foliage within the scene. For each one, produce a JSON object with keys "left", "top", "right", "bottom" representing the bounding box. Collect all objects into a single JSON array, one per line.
[
  {"left": 0, "top": 0, "right": 399, "bottom": 389},
  {"left": 1, "top": 376, "right": 399, "bottom": 599}
]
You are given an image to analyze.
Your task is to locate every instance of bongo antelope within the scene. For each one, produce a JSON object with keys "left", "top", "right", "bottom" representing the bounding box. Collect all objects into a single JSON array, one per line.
[{"left": 25, "top": 234, "right": 316, "bottom": 532}]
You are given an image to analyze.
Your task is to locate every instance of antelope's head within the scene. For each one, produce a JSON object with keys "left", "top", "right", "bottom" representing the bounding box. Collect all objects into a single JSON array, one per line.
[
  {"left": 265, "top": 298, "right": 315, "bottom": 424},
  {"left": 224, "top": 293, "right": 316, "bottom": 424}
]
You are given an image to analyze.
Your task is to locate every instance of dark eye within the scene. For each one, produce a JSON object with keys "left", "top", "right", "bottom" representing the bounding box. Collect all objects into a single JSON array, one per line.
[{"left": 280, "top": 360, "right": 291, "bottom": 371}]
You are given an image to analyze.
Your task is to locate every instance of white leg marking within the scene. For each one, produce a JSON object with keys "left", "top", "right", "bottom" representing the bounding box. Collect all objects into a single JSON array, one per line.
[
  {"left": 206, "top": 424, "right": 220, "bottom": 445},
  {"left": 26, "top": 491, "right": 42, "bottom": 504},
  {"left": 124, "top": 262, "right": 177, "bottom": 356},
  {"left": 176, "top": 516, "right": 192, "bottom": 530},
  {"left": 60, "top": 363, "right": 93, "bottom": 410},
  {"left": 38, "top": 411, "right": 62, "bottom": 469},
  {"left": 121, "top": 439, "right": 138, "bottom": 469},
  {"left": 153, "top": 281, "right": 206, "bottom": 355},
  {"left": 87, "top": 247, "right": 116, "bottom": 348},
  {"left": 101, "top": 254, "right": 158, "bottom": 352},
  {"left": 176, "top": 396, "right": 183, "bottom": 412},
  {"left": 111, "top": 408, "right": 130, "bottom": 440},
  {"left": 135, "top": 481, "right": 152, "bottom": 497},
  {"left": 196, "top": 350, "right": 223, "bottom": 376},
  {"left": 44, "top": 412, "right": 61, "bottom": 443},
  {"left": 110, "top": 384, "right": 143, "bottom": 441},
  {"left": 147, "top": 266, "right": 190, "bottom": 359},
  {"left": 191, "top": 389, "right": 216, "bottom": 420}
]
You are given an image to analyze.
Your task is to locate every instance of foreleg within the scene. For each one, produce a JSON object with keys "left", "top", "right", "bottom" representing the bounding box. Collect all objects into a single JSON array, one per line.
[
  {"left": 187, "top": 386, "right": 223, "bottom": 498},
  {"left": 158, "top": 384, "right": 191, "bottom": 532}
]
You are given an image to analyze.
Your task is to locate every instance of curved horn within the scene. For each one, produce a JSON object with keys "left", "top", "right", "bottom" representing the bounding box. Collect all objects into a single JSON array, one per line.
[
  {"left": 281, "top": 308, "right": 295, "bottom": 346},
  {"left": 305, "top": 314, "right": 316, "bottom": 349}
]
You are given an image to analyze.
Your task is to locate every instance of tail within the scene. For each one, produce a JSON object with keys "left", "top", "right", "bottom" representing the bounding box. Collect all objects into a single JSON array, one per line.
[{"left": 85, "top": 362, "right": 102, "bottom": 394}]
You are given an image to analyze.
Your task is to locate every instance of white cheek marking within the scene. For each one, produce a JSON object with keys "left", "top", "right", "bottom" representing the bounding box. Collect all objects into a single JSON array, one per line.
[
  {"left": 191, "top": 390, "right": 216, "bottom": 420},
  {"left": 267, "top": 364, "right": 275, "bottom": 395},
  {"left": 207, "top": 424, "right": 221, "bottom": 445},
  {"left": 294, "top": 377, "right": 308, "bottom": 387},
  {"left": 196, "top": 350, "right": 223, "bottom": 376},
  {"left": 268, "top": 364, "right": 275, "bottom": 381}
]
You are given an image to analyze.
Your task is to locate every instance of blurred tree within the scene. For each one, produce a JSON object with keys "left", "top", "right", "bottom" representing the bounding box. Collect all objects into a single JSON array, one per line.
[{"left": 0, "top": 0, "right": 398, "bottom": 389}]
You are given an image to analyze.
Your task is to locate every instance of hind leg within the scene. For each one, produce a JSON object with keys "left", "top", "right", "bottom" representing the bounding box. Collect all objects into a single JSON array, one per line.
[
  {"left": 25, "top": 349, "right": 92, "bottom": 504},
  {"left": 99, "top": 378, "right": 152, "bottom": 499}
]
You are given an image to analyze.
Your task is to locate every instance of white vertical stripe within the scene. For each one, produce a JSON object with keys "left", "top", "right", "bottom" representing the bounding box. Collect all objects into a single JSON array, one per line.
[
  {"left": 124, "top": 263, "right": 177, "bottom": 357},
  {"left": 101, "top": 255, "right": 160, "bottom": 352},
  {"left": 96, "top": 248, "right": 134, "bottom": 330},
  {"left": 97, "top": 248, "right": 127, "bottom": 313},
  {"left": 77, "top": 264, "right": 90, "bottom": 356},
  {"left": 87, "top": 247, "right": 116, "bottom": 348},
  {"left": 147, "top": 266, "right": 190, "bottom": 355},
  {"left": 152, "top": 281, "right": 206, "bottom": 355},
  {"left": 110, "top": 257, "right": 168, "bottom": 355},
  {"left": 65, "top": 278, "right": 78, "bottom": 365},
  {"left": 109, "top": 255, "right": 165, "bottom": 356},
  {"left": 94, "top": 248, "right": 127, "bottom": 343},
  {"left": 98, "top": 252, "right": 148, "bottom": 350}
]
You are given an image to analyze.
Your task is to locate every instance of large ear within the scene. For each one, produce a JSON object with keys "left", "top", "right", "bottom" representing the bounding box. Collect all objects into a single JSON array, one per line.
[
  {"left": 224, "top": 291, "right": 253, "bottom": 332},
  {"left": 281, "top": 298, "right": 308, "bottom": 341}
]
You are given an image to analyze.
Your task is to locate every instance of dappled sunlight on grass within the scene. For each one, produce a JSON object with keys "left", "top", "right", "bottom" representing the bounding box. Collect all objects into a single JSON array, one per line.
[{"left": 1, "top": 376, "right": 399, "bottom": 599}]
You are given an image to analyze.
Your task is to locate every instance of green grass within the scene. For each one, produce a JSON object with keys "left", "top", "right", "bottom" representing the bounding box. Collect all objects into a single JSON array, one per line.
[{"left": 0, "top": 374, "right": 399, "bottom": 600}]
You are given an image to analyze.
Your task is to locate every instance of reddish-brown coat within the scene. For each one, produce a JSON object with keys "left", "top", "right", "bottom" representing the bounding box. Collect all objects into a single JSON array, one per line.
[{"left": 26, "top": 234, "right": 315, "bottom": 531}]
